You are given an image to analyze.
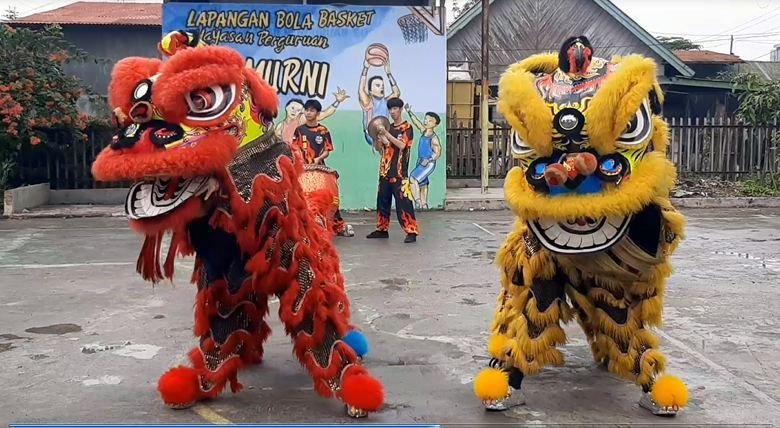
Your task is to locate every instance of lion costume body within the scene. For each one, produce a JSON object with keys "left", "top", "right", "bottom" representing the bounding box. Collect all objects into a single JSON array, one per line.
[
  {"left": 91, "top": 30, "right": 383, "bottom": 418},
  {"left": 472, "top": 37, "right": 688, "bottom": 416}
]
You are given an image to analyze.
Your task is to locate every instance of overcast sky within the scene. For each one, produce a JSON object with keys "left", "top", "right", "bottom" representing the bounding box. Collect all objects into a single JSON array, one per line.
[{"left": 3, "top": 0, "right": 779, "bottom": 60}]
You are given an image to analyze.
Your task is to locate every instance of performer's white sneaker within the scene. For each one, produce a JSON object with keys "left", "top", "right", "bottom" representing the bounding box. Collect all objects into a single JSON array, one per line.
[
  {"left": 345, "top": 404, "right": 367, "bottom": 418},
  {"left": 639, "top": 392, "right": 680, "bottom": 416},
  {"left": 483, "top": 390, "right": 526, "bottom": 411},
  {"left": 340, "top": 224, "right": 355, "bottom": 237}
]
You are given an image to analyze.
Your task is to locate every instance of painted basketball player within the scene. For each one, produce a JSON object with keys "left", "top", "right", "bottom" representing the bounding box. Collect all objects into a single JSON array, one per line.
[
  {"left": 275, "top": 88, "right": 349, "bottom": 144},
  {"left": 359, "top": 44, "right": 401, "bottom": 147},
  {"left": 405, "top": 104, "right": 441, "bottom": 210}
]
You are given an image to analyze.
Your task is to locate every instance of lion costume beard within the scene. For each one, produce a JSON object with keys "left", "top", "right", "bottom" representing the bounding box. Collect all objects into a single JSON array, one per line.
[
  {"left": 472, "top": 36, "right": 689, "bottom": 416},
  {"left": 91, "top": 30, "right": 383, "bottom": 417}
]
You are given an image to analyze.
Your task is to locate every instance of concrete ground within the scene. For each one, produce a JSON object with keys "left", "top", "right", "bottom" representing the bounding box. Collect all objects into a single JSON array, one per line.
[{"left": 1, "top": 209, "right": 779, "bottom": 426}]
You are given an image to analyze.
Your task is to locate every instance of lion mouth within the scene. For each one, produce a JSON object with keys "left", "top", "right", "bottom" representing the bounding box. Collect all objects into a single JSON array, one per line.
[
  {"left": 125, "top": 176, "right": 212, "bottom": 220},
  {"left": 528, "top": 215, "right": 632, "bottom": 254}
]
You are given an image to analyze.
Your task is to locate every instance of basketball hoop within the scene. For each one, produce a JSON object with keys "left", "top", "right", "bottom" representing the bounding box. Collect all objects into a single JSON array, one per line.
[{"left": 398, "top": 14, "right": 428, "bottom": 44}]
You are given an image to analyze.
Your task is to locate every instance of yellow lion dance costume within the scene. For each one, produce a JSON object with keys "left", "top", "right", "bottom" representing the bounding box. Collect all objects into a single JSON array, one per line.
[{"left": 472, "top": 36, "right": 688, "bottom": 416}]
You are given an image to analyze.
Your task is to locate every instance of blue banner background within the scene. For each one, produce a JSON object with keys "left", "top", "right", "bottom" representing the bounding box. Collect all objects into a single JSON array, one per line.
[{"left": 162, "top": 2, "right": 448, "bottom": 211}]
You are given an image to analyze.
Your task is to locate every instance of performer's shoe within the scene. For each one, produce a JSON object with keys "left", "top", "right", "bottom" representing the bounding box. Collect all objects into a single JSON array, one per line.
[
  {"left": 483, "top": 390, "right": 526, "bottom": 411},
  {"left": 640, "top": 374, "right": 688, "bottom": 417},
  {"left": 338, "top": 367, "right": 384, "bottom": 418},
  {"left": 339, "top": 224, "right": 355, "bottom": 237},
  {"left": 404, "top": 233, "right": 417, "bottom": 243},
  {"left": 345, "top": 404, "right": 368, "bottom": 418},
  {"left": 639, "top": 392, "right": 680, "bottom": 416},
  {"left": 366, "top": 230, "right": 389, "bottom": 239}
]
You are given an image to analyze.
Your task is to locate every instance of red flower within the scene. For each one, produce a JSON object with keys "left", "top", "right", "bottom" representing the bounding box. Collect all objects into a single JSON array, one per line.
[{"left": 30, "top": 136, "right": 42, "bottom": 145}]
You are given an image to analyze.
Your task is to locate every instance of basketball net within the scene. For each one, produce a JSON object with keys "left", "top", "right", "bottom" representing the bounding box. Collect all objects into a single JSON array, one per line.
[{"left": 398, "top": 14, "right": 428, "bottom": 44}]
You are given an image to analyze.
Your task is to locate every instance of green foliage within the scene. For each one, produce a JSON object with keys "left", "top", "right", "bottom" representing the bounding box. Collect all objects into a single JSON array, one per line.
[
  {"left": 731, "top": 72, "right": 780, "bottom": 126},
  {"left": 739, "top": 177, "right": 780, "bottom": 196},
  {"left": 0, "top": 24, "right": 108, "bottom": 187},
  {"left": 730, "top": 74, "right": 780, "bottom": 194},
  {"left": 656, "top": 36, "right": 701, "bottom": 51}
]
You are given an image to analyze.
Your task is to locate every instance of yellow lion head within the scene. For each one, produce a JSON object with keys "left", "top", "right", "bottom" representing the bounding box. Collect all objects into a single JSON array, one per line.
[{"left": 500, "top": 36, "right": 677, "bottom": 254}]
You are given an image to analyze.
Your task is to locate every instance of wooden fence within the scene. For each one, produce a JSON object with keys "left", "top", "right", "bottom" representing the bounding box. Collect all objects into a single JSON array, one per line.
[
  {"left": 447, "top": 117, "right": 780, "bottom": 179},
  {"left": 14, "top": 127, "right": 124, "bottom": 190},
  {"left": 11, "top": 116, "right": 780, "bottom": 189}
]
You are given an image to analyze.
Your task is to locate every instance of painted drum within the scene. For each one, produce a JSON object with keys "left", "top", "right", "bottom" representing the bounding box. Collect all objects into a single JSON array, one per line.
[{"left": 299, "top": 164, "right": 340, "bottom": 221}]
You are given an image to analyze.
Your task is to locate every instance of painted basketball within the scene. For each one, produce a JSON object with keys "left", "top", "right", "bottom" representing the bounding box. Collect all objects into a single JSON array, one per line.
[{"left": 365, "top": 43, "right": 389, "bottom": 67}]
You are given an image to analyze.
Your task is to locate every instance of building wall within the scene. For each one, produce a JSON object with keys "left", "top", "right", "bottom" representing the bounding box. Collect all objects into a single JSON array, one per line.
[
  {"left": 686, "top": 63, "right": 732, "bottom": 79},
  {"left": 663, "top": 86, "right": 738, "bottom": 118},
  {"left": 62, "top": 25, "right": 162, "bottom": 95},
  {"left": 447, "top": 0, "right": 666, "bottom": 82}
]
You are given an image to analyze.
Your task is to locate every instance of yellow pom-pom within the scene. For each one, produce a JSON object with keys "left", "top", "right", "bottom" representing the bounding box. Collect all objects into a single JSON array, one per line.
[
  {"left": 651, "top": 374, "right": 689, "bottom": 409},
  {"left": 473, "top": 367, "right": 509, "bottom": 401},
  {"left": 487, "top": 334, "right": 509, "bottom": 359}
]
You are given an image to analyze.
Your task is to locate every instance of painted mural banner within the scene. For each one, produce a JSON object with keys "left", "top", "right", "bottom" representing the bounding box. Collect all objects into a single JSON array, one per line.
[{"left": 162, "top": 3, "right": 447, "bottom": 211}]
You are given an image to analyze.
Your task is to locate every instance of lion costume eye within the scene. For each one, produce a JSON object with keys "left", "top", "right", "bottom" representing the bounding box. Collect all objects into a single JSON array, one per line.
[
  {"left": 510, "top": 129, "right": 535, "bottom": 158},
  {"left": 133, "top": 80, "right": 153, "bottom": 102},
  {"left": 185, "top": 84, "right": 236, "bottom": 121},
  {"left": 617, "top": 99, "right": 652, "bottom": 146}
]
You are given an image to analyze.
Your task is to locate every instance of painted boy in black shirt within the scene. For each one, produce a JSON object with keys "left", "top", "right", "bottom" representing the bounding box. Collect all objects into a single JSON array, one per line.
[
  {"left": 366, "top": 97, "right": 419, "bottom": 243},
  {"left": 292, "top": 100, "right": 353, "bottom": 237}
]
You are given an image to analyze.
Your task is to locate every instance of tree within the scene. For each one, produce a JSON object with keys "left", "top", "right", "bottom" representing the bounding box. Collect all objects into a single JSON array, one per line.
[
  {"left": 0, "top": 24, "right": 102, "bottom": 190},
  {"left": 3, "top": 7, "right": 18, "bottom": 21},
  {"left": 731, "top": 72, "right": 780, "bottom": 125},
  {"left": 656, "top": 36, "right": 701, "bottom": 51},
  {"left": 730, "top": 72, "right": 780, "bottom": 193},
  {"left": 452, "top": 0, "right": 478, "bottom": 20}
]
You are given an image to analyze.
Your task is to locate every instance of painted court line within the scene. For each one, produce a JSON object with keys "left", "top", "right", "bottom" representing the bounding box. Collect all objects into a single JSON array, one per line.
[
  {"left": 0, "top": 262, "right": 133, "bottom": 269},
  {"left": 0, "top": 234, "right": 33, "bottom": 259},
  {"left": 192, "top": 403, "right": 233, "bottom": 424},
  {"left": 659, "top": 330, "right": 778, "bottom": 405},
  {"left": 472, "top": 222, "right": 496, "bottom": 236}
]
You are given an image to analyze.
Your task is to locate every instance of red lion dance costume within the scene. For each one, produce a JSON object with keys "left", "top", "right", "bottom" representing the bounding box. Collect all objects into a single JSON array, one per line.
[{"left": 91, "top": 30, "right": 383, "bottom": 418}]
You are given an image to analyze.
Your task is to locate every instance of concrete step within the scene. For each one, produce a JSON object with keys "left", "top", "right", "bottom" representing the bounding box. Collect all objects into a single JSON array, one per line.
[{"left": 444, "top": 187, "right": 507, "bottom": 211}]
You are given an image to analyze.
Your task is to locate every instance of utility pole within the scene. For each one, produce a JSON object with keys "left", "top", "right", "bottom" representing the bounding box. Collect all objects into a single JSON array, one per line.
[
  {"left": 480, "top": 0, "right": 490, "bottom": 193},
  {"left": 730, "top": 34, "right": 734, "bottom": 55}
]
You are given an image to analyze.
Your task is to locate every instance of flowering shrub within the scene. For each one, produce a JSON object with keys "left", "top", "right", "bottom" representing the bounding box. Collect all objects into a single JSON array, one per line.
[{"left": 0, "top": 24, "right": 107, "bottom": 190}]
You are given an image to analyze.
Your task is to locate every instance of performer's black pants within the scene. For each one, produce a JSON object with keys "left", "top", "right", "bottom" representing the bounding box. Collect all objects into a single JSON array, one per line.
[{"left": 376, "top": 177, "right": 419, "bottom": 234}]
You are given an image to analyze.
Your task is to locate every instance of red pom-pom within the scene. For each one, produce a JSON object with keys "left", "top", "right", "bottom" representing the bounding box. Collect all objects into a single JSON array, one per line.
[
  {"left": 340, "top": 372, "right": 384, "bottom": 412},
  {"left": 157, "top": 366, "right": 202, "bottom": 407},
  {"left": 544, "top": 163, "right": 568, "bottom": 186}
]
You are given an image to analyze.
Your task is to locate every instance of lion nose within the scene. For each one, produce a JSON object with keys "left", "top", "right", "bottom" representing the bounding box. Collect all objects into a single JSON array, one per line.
[
  {"left": 573, "top": 152, "right": 597, "bottom": 176},
  {"left": 543, "top": 164, "right": 568, "bottom": 186},
  {"left": 543, "top": 153, "right": 599, "bottom": 187},
  {"left": 129, "top": 101, "right": 153, "bottom": 123}
]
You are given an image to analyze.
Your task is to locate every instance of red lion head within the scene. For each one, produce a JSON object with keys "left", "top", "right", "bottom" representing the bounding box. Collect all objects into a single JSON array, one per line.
[{"left": 92, "top": 31, "right": 278, "bottom": 229}]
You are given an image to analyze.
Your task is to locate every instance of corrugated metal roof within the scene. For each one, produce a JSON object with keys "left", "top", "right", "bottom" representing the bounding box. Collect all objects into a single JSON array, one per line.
[
  {"left": 447, "top": 0, "right": 694, "bottom": 78},
  {"left": 733, "top": 61, "right": 780, "bottom": 81},
  {"left": 674, "top": 50, "right": 743, "bottom": 64},
  {"left": 13, "top": 2, "right": 161, "bottom": 26}
]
